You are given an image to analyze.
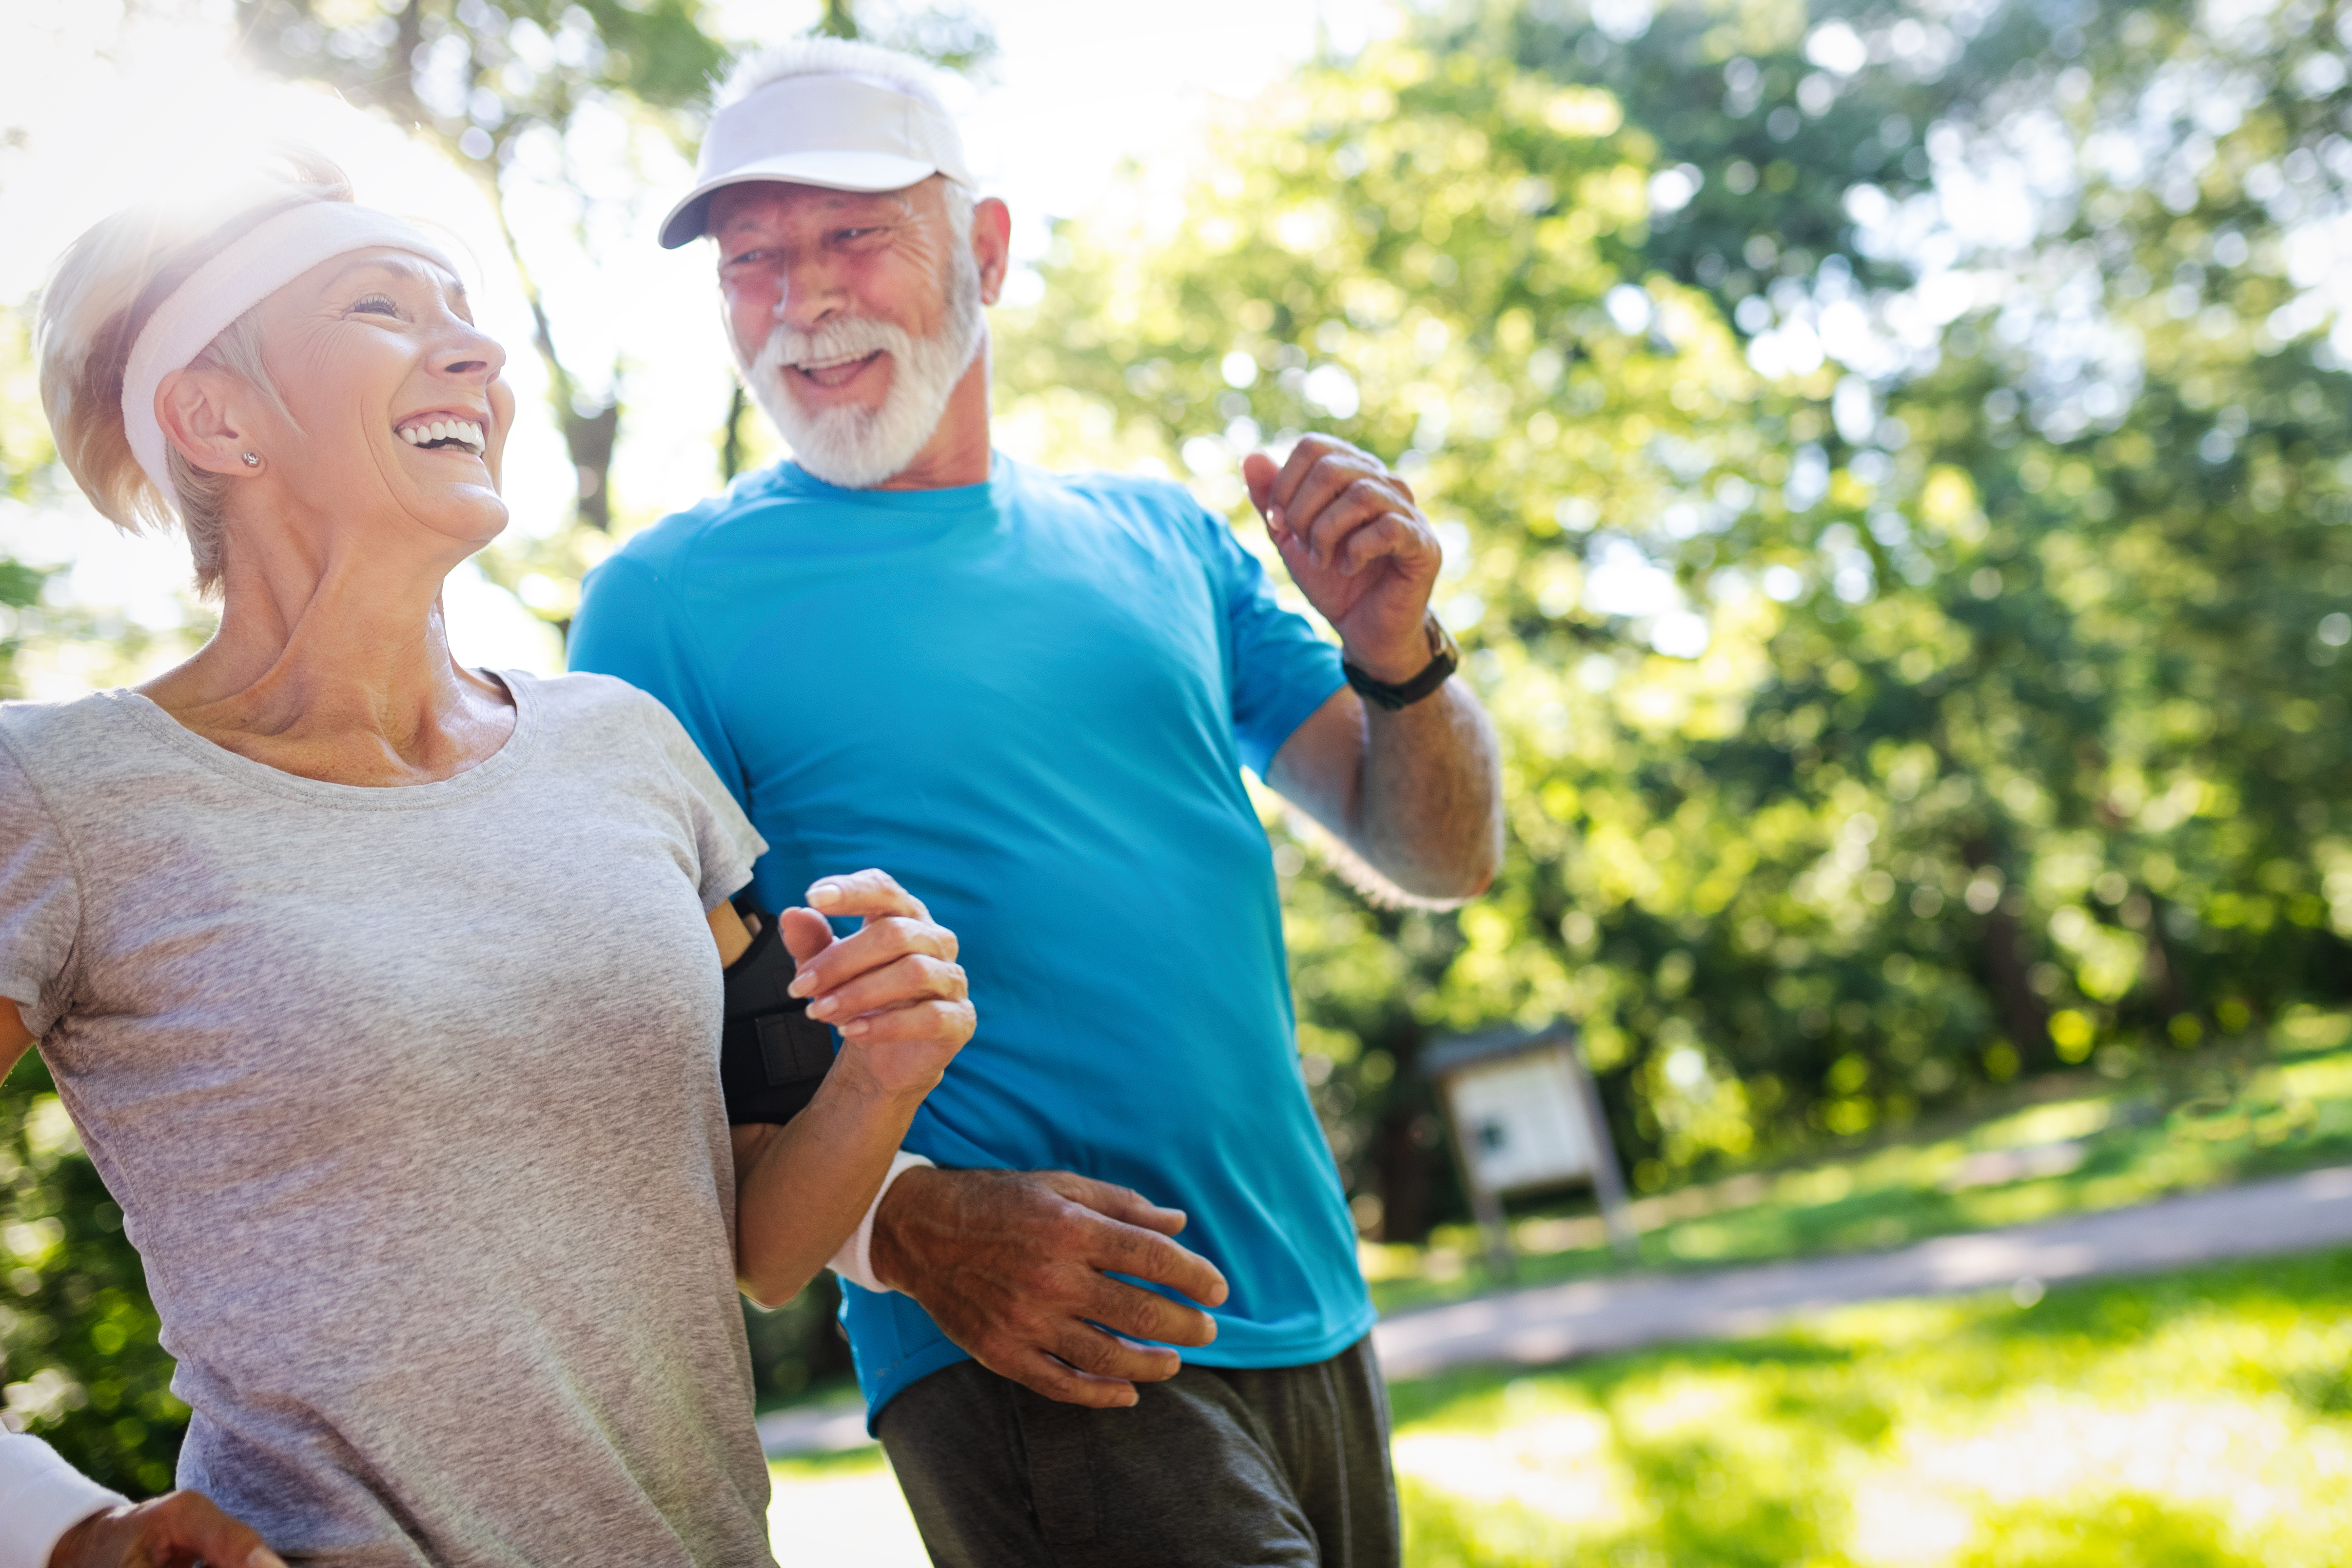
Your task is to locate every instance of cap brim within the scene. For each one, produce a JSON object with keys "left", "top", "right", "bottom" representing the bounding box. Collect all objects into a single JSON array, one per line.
[{"left": 658, "top": 152, "right": 942, "bottom": 248}]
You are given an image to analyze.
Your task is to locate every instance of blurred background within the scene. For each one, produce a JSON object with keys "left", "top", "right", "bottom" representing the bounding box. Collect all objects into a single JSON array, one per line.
[{"left": 4, "top": 0, "right": 2351, "bottom": 1563}]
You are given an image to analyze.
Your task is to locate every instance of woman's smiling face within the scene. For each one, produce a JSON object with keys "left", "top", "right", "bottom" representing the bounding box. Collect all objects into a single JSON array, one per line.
[{"left": 233, "top": 244, "right": 517, "bottom": 555}]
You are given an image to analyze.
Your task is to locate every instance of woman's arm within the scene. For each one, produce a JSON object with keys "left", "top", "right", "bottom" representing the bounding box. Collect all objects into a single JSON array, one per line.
[
  {"left": 714, "top": 871, "right": 972, "bottom": 1307},
  {"left": 705, "top": 902, "right": 753, "bottom": 968},
  {"left": 3, "top": 999, "right": 30, "bottom": 1082}
]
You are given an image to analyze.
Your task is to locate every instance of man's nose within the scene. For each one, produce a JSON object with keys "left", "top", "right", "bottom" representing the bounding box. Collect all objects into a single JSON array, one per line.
[{"left": 774, "top": 258, "right": 847, "bottom": 332}]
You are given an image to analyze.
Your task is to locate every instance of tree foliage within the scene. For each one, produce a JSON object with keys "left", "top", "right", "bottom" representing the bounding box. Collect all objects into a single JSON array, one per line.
[{"left": 994, "top": 0, "right": 2352, "bottom": 1235}]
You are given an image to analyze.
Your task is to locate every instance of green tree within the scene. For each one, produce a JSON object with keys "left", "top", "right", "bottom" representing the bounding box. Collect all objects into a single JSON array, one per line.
[{"left": 997, "top": 0, "right": 2352, "bottom": 1235}]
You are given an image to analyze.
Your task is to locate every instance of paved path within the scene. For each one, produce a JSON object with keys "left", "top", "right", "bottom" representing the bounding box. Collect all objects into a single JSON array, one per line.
[
  {"left": 1372, "top": 1163, "right": 2352, "bottom": 1378},
  {"left": 757, "top": 1393, "right": 875, "bottom": 1457},
  {"left": 758, "top": 1165, "right": 2352, "bottom": 1454}
]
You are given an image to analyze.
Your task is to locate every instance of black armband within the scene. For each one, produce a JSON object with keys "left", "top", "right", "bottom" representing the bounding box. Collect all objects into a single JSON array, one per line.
[{"left": 720, "top": 906, "right": 836, "bottom": 1127}]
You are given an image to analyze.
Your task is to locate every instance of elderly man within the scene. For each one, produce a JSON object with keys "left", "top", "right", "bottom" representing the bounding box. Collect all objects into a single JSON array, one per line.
[{"left": 569, "top": 38, "right": 1502, "bottom": 1568}]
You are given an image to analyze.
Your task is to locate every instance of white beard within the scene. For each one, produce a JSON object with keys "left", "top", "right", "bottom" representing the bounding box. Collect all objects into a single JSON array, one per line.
[{"left": 736, "top": 250, "right": 986, "bottom": 490}]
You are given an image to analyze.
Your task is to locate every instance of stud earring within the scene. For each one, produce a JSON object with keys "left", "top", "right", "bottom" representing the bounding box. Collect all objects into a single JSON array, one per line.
[{"left": 240, "top": 452, "right": 261, "bottom": 468}]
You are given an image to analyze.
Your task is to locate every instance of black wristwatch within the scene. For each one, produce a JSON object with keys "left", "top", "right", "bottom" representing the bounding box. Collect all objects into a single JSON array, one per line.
[{"left": 1342, "top": 615, "right": 1461, "bottom": 710}]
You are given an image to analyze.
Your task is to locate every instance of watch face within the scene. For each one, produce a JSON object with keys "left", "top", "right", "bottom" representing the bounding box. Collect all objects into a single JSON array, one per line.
[{"left": 1427, "top": 613, "right": 1462, "bottom": 664}]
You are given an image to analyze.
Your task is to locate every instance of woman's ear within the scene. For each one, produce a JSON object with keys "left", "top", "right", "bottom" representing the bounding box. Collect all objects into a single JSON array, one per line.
[{"left": 154, "top": 365, "right": 259, "bottom": 479}]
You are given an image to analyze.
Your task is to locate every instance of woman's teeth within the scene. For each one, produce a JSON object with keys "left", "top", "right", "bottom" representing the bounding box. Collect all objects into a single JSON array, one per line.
[{"left": 398, "top": 419, "right": 486, "bottom": 454}]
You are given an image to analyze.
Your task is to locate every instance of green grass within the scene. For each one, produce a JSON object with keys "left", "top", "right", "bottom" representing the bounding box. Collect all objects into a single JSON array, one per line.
[
  {"left": 1366, "top": 1007, "right": 2352, "bottom": 1317},
  {"left": 1390, "top": 1248, "right": 2352, "bottom": 1568},
  {"left": 768, "top": 1445, "right": 892, "bottom": 1480}
]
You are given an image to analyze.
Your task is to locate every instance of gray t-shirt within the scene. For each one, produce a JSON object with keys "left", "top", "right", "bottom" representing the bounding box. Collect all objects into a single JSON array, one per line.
[{"left": 0, "top": 671, "right": 776, "bottom": 1567}]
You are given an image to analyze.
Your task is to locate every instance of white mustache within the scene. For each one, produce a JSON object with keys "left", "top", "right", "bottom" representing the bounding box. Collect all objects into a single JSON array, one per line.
[{"left": 759, "top": 315, "right": 916, "bottom": 377}]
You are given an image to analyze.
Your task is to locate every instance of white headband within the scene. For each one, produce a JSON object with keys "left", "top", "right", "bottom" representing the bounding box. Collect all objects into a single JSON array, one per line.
[{"left": 120, "top": 202, "right": 457, "bottom": 507}]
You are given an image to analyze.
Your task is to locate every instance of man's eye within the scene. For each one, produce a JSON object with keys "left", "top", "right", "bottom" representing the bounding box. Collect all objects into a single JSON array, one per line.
[{"left": 353, "top": 294, "right": 401, "bottom": 317}]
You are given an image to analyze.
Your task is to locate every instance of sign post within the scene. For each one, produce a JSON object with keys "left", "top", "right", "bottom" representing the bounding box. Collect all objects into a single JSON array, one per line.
[{"left": 1421, "top": 1022, "right": 1637, "bottom": 1281}]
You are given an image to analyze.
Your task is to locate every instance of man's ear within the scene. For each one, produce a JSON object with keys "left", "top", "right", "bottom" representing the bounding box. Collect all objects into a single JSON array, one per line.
[
  {"left": 154, "top": 365, "right": 257, "bottom": 479},
  {"left": 971, "top": 196, "right": 1013, "bottom": 307}
]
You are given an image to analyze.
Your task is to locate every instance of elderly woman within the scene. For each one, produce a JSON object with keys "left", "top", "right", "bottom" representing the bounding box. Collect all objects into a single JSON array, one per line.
[{"left": 0, "top": 153, "right": 974, "bottom": 1568}]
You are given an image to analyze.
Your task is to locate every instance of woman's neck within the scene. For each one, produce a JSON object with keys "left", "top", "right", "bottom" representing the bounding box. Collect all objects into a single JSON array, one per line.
[{"left": 140, "top": 534, "right": 516, "bottom": 787}]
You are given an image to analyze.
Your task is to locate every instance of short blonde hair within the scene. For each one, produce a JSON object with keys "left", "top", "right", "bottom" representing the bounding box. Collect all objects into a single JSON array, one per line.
[{"left": 36, "top": 149, "right": 346, "bottom": 595}]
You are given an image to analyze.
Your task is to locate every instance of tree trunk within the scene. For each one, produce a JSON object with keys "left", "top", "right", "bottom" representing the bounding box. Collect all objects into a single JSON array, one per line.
[
  {"left": 563, "top": 397, "right": 620, "bottom": 531},
  {"left": 721, "top": 384, "right": 750, "bottom": 483},
  {"left": 1372, "top": 1101, "right": 1431, "bottom": 1243},
  {"left": 1367, "top": 1020, "right": 1436, "bottom": 1242},
  {"left": 1982, "top": 900, "right": 2052, "bottom": 1060},
  {"left": 1964, "top": 838, "right": 2051, "bottom": 1061},
  {"left": 2141, "top": 892, "right": 2189, "bottom": 1019},
  {"left": 491, "top": 213, "right": 620, "bottom": 532}
]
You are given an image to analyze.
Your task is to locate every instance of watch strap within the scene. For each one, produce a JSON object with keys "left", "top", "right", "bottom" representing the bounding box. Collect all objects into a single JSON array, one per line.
[{"left": 1343, "top": 615, "right": 1460, "bottom": 711}]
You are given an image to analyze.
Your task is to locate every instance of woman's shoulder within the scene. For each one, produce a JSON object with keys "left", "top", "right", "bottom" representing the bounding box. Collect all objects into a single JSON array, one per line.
[
  {"left": 500, "top": 669, "right": 693, "bottom": 753},
  {"left": 0, "top": 693, "right": 163, "bottom": 845},
  {"left": 501, "top": 666, "right": 668, "bottom": 718},
  {"left": 501, "top": 670, "right": 742, "bottom": 832},
  {"left": 0, "top": 690, "right": 148, "bottom": 778},
  {"left": 0, "top": 687, "right": 129, "bottom": 733}
]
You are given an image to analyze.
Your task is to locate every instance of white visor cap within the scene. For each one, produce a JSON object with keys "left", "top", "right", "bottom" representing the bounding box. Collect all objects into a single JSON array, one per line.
[{"left": 660, "top": 73, "right": 974, "bottom": 249}]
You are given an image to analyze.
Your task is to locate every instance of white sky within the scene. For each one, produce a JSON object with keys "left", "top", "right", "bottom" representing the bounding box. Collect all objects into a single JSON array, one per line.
[{"left": 0, "top": 0, "right": 1404, "bottom": 693}]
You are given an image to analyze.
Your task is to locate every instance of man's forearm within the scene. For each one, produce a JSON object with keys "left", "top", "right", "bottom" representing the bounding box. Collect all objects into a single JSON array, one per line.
[
  {"left": 1360, "top": 680, "right": 1503, "bottom": 898},
  {"left": 1267, "top": 678, "right": 1504, "bottom": 902}
]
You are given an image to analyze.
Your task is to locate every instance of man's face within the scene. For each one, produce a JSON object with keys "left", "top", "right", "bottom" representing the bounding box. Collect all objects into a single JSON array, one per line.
[{"left": 710, "top": 178, "right": 967, "bottom": 423}]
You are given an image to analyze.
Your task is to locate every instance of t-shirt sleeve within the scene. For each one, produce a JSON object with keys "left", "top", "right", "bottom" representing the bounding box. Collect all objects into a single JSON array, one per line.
[
  {"left": 634, "top": 693, "right": 767, "bottom": 913},
  {"left": 569, "top": 553, "right": 750, "bottom": 813},
  {"left": 1197, "top": 505, "right": 1348, "bottom": 778},
  {"left": 0, "top": 733, "right": 79, "bottom": 1038}
]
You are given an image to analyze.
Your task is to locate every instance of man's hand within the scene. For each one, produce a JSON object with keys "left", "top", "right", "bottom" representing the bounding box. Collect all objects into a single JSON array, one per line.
[
  {"left": 869, "top": 1166, "right": 1231, "bottom": 1408},
  {"left": 781, "top": 868, "right": 974, "bottom": 1102},
  {"left": 48, "top": 1493, "right": 284, "bottom": 1568},
  {"left": 1243, "top": 435, "right": 1443, "bottom": 683}
]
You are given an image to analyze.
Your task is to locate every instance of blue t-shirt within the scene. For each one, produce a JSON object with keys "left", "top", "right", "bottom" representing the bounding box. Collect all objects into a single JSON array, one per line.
[{"left": 568, "top": 454, "right": 1373, "bottom": 1417}]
